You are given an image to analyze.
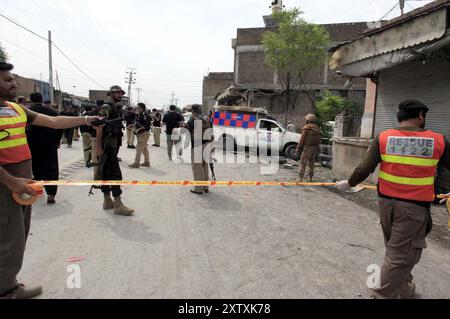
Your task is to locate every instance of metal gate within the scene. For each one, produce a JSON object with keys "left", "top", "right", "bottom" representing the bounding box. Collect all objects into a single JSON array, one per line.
[{"left": 375, "top": 56, "right": 450, "bottom": 138}]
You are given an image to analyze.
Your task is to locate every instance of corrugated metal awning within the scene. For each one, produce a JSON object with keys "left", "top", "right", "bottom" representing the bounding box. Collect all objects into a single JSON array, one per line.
[
  {"left": 336, "top": 32, "right": 450, "bottom": 77},
  {"left": 330, "top": 8, "right": 448, "bottom": 70}
]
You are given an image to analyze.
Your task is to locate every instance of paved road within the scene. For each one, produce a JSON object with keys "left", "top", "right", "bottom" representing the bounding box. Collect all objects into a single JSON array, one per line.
[{"left": 19, "top": 134, "right": 450, "bottom": 299}]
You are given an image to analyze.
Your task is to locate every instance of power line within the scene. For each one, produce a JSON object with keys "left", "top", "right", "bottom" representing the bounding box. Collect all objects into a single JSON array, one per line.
[
  {"left": 0, "top": 12, "right": 47, "bottom": 41},
  {"left": 0, "top": 36, "right": 47, "bottom": 62},
  {"left": 77, "top": 0, "right": 127, "bottom": 68},
  {"left": 380, "top": 2, "right": 400, "bottom": 20},
  {"left": 4, "top": 0, "right": 45, "bottom": 30},
  {"left": 380, "top": 0, "right": 433, "bottom": 20},
  {"left": 52, "top": 42, "right": 107, "bottom": 89},
  {"left": 138, "top": 76, "right": 202, "bottom": 83},
  {"left": 0, "top": 11, "right": 107, "bottom": 89},
  {"left": 45, "top": 0, "right": 125, "bottom": 74},
  {"left": 0, "top": 35, "right": 93, "bottom": 79}
]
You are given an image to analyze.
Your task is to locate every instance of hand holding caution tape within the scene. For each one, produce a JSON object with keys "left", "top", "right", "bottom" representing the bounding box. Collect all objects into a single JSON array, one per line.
[
  {"left": 7, "top": 177, "right": 36, "bottom": 196},
  {"left": 336, "top": 180, "right": 352, "bottom": 192},
  {"left": 437, "top": 193, "right": 450, "bottom": 229},
  {"left": 438, "top": 193, "right": 450, "bottom": 204},
  {"left": 7, "top": 178, "right": 44, "bottom": 206}
]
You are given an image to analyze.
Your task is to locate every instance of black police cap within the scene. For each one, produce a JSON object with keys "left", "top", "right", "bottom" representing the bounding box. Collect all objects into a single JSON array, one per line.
[{"left": 399, "top": 100, "right": 429, "bottom": 112}]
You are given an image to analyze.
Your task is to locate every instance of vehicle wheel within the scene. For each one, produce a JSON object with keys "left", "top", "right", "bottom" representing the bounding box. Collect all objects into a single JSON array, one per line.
[
  {"left": 220, "top": 135, "right": 236, "bottom": 151},
  {"left": 285, "top": 144, "right": 300, "bottom": 161}
]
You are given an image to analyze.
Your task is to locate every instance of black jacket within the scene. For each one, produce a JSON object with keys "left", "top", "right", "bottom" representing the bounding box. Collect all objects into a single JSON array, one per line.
[
  {"left": 152, "top": 112, "right": 162, "bottom": 127},
  {"left": 124, "top": 111, "right": 136, "bottom": 126},
  {"left": 163, "top": 111, "right": 184, "bottom": 134},
  {"left": 135, "top": 112, "right": 151, "bottom": 133},
  {"left": 28, "top": 104, "right": 62, "bottom": 148}
]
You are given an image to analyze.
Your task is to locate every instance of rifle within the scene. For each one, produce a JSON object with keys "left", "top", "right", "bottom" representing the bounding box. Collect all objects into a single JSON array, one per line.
[
  {"left": 90, "top": 117, "right": 124, "bottom": 127},
  {"left": 88, "top": 124, "right": 116, "bottom": 196},
  {"left": 88, "top": 151, "right": 107, "bottom": 196}
]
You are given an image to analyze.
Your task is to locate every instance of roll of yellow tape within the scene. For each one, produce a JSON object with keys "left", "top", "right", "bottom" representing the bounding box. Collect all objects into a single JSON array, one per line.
[{"left": 12, "top": 185, "right": 44, "bottom": 206}]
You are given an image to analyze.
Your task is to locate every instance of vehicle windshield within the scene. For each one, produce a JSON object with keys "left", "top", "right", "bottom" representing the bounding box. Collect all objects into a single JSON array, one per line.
[{"left": 259, "top": 120, "right": 283, "bottom": 132}]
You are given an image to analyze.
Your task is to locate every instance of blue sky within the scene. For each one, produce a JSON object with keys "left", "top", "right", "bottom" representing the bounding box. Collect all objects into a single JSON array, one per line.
[{"left": 0, "top": 0, "right": 433, "bottom": 107}]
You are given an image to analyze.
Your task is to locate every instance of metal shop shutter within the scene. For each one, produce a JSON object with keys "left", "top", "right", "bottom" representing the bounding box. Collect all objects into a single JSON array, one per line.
[{"left": 375, "top": 56, "right": 450, "bottom": 138}]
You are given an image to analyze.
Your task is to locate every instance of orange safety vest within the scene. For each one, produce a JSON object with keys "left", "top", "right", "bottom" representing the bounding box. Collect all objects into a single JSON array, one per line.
[
  {"left": 379, "top": 129, "right": 445, "bottom": 202},
  {"left": 0, "top": 101, "right": 32, "bottom": 165}
]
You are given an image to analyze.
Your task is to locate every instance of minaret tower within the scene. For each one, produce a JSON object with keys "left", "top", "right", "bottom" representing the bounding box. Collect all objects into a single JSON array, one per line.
[
  {"left": 264, "top": 0, "right": 285, "bottom": 27},
  {"left": 271, "top": 0, "right": 284, "bottom": 12}
]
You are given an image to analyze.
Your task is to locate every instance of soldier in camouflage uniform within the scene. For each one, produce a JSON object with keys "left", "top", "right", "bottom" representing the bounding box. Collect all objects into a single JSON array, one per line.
[
  {"left": 297, "top": 114, "right": 321, "bottom": 182},
  {"left": 95, "top": 86, "right": 134, "bottom": 216}
]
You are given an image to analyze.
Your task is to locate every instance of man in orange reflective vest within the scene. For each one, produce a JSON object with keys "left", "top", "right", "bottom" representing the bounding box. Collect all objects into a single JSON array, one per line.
[
  {"left": 337, "top": 100, "right": 450, "bottom": 299},
  {"left": 0, "top": 61, "right": 100, "bottom": 299}
]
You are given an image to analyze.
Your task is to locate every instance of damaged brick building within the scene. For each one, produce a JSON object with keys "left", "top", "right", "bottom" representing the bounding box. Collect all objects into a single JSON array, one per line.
[{"left": 203, "top": 4, "right": 370, "bottom": 129}]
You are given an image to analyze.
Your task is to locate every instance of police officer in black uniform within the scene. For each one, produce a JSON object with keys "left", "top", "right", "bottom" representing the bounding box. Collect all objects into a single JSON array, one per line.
[
  {"left": 95, "top": 86, "right": 134, "bottom": 216},
  {"left": 129, "top": 103, "right": 151, "bottom": 168}
]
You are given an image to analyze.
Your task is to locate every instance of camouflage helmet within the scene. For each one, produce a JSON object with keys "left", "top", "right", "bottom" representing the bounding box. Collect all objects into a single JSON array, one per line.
[
  {"left": 107, "top": 85, "right": 125, "bottom": 96},
  {"left": 305, "top": 114, "right": 317, "bottom": 122}
]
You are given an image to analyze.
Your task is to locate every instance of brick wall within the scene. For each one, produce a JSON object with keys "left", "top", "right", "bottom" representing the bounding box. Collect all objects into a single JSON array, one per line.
[
  {"left": 14, "top": 75, "right": 40, "bottom": 98},
  {"left": 202, "top": 72, "right": 234, "bottom": 112},
  {"left": 234, "top": 23, "right": 369, "bottom": 89},
  {"left": 89, "top": 90, "right": 109, "bottom": 103},
  {"left": 203, "top": 22, "right": 370, "bottom": 126},
  {"left": 237, "top": 51, "right": 274, "bottom": 85},
  {"left": 248, "top": 92, "right": 315, "bottom": 129}
]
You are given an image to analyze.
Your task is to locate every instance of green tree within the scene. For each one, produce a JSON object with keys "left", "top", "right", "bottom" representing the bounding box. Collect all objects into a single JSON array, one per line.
[
  {"left": 316, "top": 90, "right": 363, "bottom": 140},
  {"left": 262, "top": 8, "right": 330, "bottom": 126},
  {"left": 0, "top": 43, "right": 8, "bottom": 63}
]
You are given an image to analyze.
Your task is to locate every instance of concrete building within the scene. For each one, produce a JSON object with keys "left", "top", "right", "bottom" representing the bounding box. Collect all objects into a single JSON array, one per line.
[
  {"left": 89, "top": 90, "right": 110, "bottom": 103},
  {"left": 14, "top": 74, "right": 51, "bottom": 102},
  {"left": 202, "top": 72, "right": 234, "bottom": 111},
  {"left": 330, "top": 0, "right": 450, "bottom": 192},
  {"left": 203, "top": 1, "right": 369, "bottom": 129},
  {"left": 13, "top": 74, "right": 92, "bottom": 112}
]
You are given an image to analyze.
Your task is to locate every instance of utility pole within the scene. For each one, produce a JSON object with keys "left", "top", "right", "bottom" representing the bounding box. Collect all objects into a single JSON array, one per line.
[
  {"left": 135, "top": 88, "right": 142, "bottom": 103},
  {"left": 55, "top": 70, "right": 63, "bottom": 112},
  {"left": 125, "top": 68, "right": 137, "bottom": 106},
  {"left": 171, "top": 91, "right": 175, "bottom": 105},
  {"left": 48, "top": 31, "right": 54, "bottom": 106},
  {"left": 39, "top": 73, "right": 43, "bottom": 96}
]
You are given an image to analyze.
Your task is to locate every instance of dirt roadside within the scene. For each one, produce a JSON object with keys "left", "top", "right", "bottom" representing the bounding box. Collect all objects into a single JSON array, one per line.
[{"left": 277, "top": 162, "right": 450, "bottom": 250}]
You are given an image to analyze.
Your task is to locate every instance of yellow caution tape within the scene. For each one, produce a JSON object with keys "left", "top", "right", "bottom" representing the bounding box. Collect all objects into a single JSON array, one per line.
[
  {"left": 12, "top": 184, "right": 44, "bottom": 206},
  {"left": 28, "top": 180, "right": 377, "bottom": 189},
  {"left": 12, "top": 180, "right": 377, "bottom": 206},
  {"left": 16, "top": 180, "right": 450, "bottom": 228},
  {"left": 437, "top": 194, "right": 450, "bottom": 228}
]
